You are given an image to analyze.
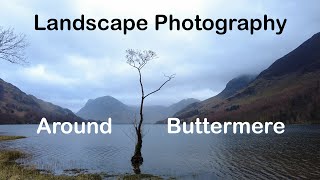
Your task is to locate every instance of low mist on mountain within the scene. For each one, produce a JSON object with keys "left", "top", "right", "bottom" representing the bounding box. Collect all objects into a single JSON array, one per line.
[
  {"left": 169, "top": 32, "right": 320, "bottom": 124},
  {"left": 76, "top": 96, "right": 199, "bottom": 124},
  {"left": 1, "top": 32, "right": 319, "bottom": 125},
  {"left": 156, "top": 74, "right": 256, "bottom": 123}
]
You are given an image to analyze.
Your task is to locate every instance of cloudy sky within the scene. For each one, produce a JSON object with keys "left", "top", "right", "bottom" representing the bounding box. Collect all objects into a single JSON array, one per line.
[{"left": 0, "top": 0, "right": 319, "bottom": 112}]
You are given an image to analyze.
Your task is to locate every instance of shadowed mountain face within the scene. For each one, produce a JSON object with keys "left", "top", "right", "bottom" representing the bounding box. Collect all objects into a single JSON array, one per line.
[
  {"left": 0, "top": 79, "right": 82, "bottom": 124},
  {"left": 156, "top": 74, "right": 256, "bottom": 123},
  {"left": 216, "top": 75, "right": 256, "bottom": 99},
  {"left": 258, "top": 32, "right": 320, "bottom": 78},
  {"left": 76, "top": 97, "right": 199, "bottom": 124},
  {"left": 172, "top": 32, "right": 320, "bottom": 124}
]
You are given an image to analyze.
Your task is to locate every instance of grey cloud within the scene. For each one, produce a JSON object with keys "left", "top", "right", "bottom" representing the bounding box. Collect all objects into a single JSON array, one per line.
[{"left": 0, "top": 0, "right": 319, "bottom": 112}]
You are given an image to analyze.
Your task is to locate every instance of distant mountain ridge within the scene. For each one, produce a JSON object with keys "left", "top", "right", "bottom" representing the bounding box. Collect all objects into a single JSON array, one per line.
[
  {"left": 170, "top": 32, "right": 320, "bottom": 124},
  {"left": 156, "top": 74, "right": 256, "bottom": 123},
  {"left": 0, "top": 78, "right": 83, "bottom": 124},
  {"left": 77, "top": 96, "right": 200, "bottom": 124},
  {"left": 77, "top": 96, "right": 133, "bottom": 123}
]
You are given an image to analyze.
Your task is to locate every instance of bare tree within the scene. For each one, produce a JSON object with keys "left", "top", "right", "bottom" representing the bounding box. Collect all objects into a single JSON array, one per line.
[
  {"left": 126, "top": 49, "right": 175, "bottom": 173},
  {"left": 0, "top": 27, "right": 28, "bottom": 65}
]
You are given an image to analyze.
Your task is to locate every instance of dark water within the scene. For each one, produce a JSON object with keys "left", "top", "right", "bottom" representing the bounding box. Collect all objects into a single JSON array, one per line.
[{"left": 0, "top": 125, "right": 319, "bottom": 179}]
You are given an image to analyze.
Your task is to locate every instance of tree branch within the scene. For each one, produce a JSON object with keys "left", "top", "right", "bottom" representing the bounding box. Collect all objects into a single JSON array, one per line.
[
  {"left": 144, "top": 74, "right": 175, "bottom": 99},
  {"left": 0, "top": 27, "right": 28, "bottom": 65}
]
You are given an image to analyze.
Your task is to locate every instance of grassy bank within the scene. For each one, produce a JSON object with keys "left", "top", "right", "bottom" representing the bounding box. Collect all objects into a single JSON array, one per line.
[
  {"left": 0, "top": 135, "right": 26, "bottom": 141},
  {"left": 0, "top": 135, "right": 102, "bottom": 180},
  {"left": 0, "top": 135, "right": 165, "bottom": 180}
]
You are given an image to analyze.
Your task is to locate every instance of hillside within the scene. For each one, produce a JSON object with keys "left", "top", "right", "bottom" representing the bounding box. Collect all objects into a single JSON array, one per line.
[
  {"left": 172, "top": 32, "right": 320, "bottom": 124},
  {"left": 157, "top": 74, "right": 256, "bottom": 123},
  {"left": 217, "top": 75, "right": 256, "bottom": 99},
  {"left": 77, "top": 96, "right": 133, "bottom": 124},
  {"left": 76, "top": 96, "right": 199, "bottom": 124},
  {"left": 0, "top": 79, "right": 82, "bottom": 124},
  {"left": 134, "top": 98, "right": 200, "bottom": 123}
]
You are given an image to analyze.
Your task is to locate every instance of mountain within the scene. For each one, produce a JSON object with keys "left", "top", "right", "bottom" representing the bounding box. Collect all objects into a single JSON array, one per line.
[
  {"left": 217, "top": 75, "right": 256, "bottom": 99},
  {"left": 171, "top": 32, "right": 320, "bottom": 124},
  {"left": 77, "top": 96, "right": 133, "bottom": 123},
  {"left": 258, "top": 33, "right": 320, "bottom": 78},
  {"left": 137, "top": 98, "right": 200, "bottom": 123},
  {"left": 0, "top": 78, "right": 82, "bottom": 124},
  {"left": 132, "top": 105, "right": 170, "bottom": 124},
  {"left": 167, "top": 98, "right": 200, "bottom": 115},
  {"left": 76, "top": 97, "right": 199, "bottom": 124},
  {"left": 156, "top": 74, "right": 256, "bottom": 123}
]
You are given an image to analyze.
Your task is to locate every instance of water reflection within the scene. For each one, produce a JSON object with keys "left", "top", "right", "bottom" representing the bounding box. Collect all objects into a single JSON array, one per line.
[{"left": 0, "top": 125, "right": 319, "bottom": 179}]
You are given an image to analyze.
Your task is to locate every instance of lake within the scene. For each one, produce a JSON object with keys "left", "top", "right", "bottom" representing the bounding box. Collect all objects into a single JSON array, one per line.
[{"left": 0, "top": 125, "right": 319, "bottom": 179}]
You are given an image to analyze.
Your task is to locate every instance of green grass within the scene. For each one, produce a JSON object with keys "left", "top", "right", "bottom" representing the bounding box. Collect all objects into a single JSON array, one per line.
[
  {"left": 0, "top": 149, "right": 102, "bottom": 180},
  {"left": 0, "top": 136, "right": 26, "bottom": 141},
  {"left": 0, "top": 135, "right": 167, "bottom": 180},
  {"left": 0, "top": 135, "right": 102, "bottom": 180},
  {"left": 120, "top": 173, "right": 164, "bottom": 180}
]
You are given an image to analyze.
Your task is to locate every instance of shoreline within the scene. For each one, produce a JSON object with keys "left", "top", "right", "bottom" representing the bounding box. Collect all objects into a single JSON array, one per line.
[{"left": 0, "top": 135, "right": 165, "bottom": 180}]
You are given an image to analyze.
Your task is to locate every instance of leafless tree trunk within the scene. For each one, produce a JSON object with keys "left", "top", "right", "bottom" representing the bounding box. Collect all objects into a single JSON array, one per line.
[
  {"left": 126, "top": 49, "right": 174, "bottom": 174},
  {"left": 0, "top": 27, "right": 28, "bottom": 65}
]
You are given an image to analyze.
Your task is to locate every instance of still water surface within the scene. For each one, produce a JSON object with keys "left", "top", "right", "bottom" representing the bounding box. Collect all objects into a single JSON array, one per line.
[{"left": 0, "top": 125, "right": 319, "bottom": 179}]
